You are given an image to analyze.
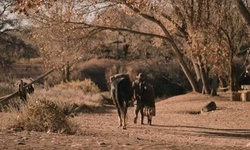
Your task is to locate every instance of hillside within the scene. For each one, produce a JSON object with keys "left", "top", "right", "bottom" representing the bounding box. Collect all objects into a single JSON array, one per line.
[{"left": 0, "top": 92, "right": 250, "bottom": 150}]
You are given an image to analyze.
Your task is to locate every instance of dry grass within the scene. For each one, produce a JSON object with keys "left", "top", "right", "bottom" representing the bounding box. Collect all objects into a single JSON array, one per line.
[
  {"left": 33, "top": 79, "right": 103, "bottom": 106},
  {"left": 8, "top": 99, "right": 78, "bottom": 134},
  {"left": 56, "top": 79, "right": 100, "bottom": 94},
  {"left": 0, "top": 82, "right": 16, "bottom": 97},
  {"left": 0, "top": 79, "right": 107, "bottom": 134}
]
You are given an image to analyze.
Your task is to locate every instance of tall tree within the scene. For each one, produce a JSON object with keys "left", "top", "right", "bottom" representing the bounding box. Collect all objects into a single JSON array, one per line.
[
  {"left": 12, "top": 0, "right": 248, "bottom": 94},
  {"left": 26, "top": 0, "right": 101, "bottom": 82}
]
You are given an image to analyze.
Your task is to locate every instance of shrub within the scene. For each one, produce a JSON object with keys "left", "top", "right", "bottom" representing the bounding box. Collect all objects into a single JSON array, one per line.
[
  {"left": 56, "top": 79, "right": 100, "bottom": 94},
  {"left": 10, "top": 98, "right": 78, "bottom": 134},
  {"left": 30, "top": 79, "right": 104, "bottom": 111},
  {"left": 0, "top": 97, "right": 25, "bottom": 112},
  {"left": 71, "top": 58, "right": 121, "bottom": 91},
  {"left": 128, "top": 60, "right": 187, "bottom": 98}
]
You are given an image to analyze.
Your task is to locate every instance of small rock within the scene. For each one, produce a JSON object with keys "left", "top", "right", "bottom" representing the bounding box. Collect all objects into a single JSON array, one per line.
[
  {"left": 122, "top": 143, "right": 131, "bottom": 146},
  {"left": 98, "top": 142, "right": 107, "bottom": 147},
  {"left": 136, "top": 137, "right": 142, "bottom": 140},
  {"left": 18, "top": 142, "right": 26, "bottom": 145},
  {"left": 202, "top": 101, "right": 216, "bottom": 112}
]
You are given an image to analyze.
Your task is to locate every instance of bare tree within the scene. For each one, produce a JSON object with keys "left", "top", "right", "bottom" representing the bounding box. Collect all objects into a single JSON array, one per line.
[
  {"left": 27, "top": 0, "right": 101, "bottom": 82},
  {"left": 12, "top": 0, "right": 249, "bottom": 94}
]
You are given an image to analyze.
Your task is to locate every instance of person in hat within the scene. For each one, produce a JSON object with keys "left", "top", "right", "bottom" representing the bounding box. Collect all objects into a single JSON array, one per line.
[{"left": 132, "top": 73, "right": 146, "bottom": 124}]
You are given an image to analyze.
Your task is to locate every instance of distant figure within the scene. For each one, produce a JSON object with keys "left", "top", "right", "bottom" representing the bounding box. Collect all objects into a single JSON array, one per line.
[{"left": 132, "top": 73, "right": 155, "bottom": 125}]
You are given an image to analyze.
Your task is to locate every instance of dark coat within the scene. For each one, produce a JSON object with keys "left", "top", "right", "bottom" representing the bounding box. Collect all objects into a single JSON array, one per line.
[
  {"left": 133, "top": 80, "right": 155, "bottom": 107},
  {"left": 141, "top": 82, "right": 155, "bottom": 107}
]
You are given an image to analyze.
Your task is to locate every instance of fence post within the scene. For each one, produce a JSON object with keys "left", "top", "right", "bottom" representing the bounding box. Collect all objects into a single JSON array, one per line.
[{"left": 18, "top": 80, "right": 27, "bottom": 102}]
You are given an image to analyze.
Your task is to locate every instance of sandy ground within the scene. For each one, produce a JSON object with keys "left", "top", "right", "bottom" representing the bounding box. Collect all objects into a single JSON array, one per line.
[{"left": 1, "top": 92, "right": 250, "bottom": 150}]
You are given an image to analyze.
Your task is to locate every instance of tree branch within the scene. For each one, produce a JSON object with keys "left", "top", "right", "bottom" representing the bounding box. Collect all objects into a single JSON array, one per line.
[
  {"left": 66, "top": 21, "right": 171, "bottom": 41},
  {"left": 236, "top": 0, "right": 250, "bottom": 26},
  {"left": 161, "top": 13, "right": 188, "bottom": 39},
  {"left": 123, "top": 2, "right": 174, "bottom": 43}
]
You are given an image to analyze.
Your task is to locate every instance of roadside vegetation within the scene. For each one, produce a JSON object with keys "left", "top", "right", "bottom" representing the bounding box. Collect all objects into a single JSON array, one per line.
[{"left": 1, "top": 79, "right": 106, "bottom": 134}]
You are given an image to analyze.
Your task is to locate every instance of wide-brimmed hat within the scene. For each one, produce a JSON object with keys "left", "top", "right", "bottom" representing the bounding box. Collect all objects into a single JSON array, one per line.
[{"left": 136, "top": 73, "right": 145, "bottom": 79}]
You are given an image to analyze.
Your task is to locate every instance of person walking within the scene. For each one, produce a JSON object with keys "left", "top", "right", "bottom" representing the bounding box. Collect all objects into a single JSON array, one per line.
[{"left": 132, "top": 73, "right": 146, "bottom": 124}]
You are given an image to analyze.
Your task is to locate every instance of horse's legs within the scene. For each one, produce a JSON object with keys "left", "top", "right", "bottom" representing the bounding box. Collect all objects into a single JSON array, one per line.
[
  {"left": 148, "top": 114, "right": 152, "bottom": 125},
  {"left": 123, "top": 112, "right": 127, "bottom": 129},
  {"left": 117, "top": 109, "right": 122, "bottom": 127},
  {"left": 122, "top": 102, "right": 128, "bottom": 129},
  {"left": 115, "top": 102, "right": 122, "bottom": 127},
  {"left": 112, "top": 89, "right": 122, "bottom": 127}
]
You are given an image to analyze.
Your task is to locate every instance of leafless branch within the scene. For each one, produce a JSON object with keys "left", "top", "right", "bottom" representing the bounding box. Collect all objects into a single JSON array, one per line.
[{"left": 66, "top": 21, "right": 170, "bottom": 41}]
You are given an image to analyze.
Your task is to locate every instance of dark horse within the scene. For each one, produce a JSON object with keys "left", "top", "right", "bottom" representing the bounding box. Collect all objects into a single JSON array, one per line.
[{"left": 110, "top": 73, "right": 133, "bottom": 129}]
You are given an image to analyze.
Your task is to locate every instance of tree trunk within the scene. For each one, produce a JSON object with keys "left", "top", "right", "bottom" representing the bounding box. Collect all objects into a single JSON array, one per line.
[
  {"left": 229, "top": 48, "right": 235, "bottom": 91},
  {"left": 192, "top": 58, "right": 203, "bottom": 92},
  {"left": 236, "top": 0, "right": 250, "bottom": 26},
  {"left": 168, "top": 40, "right": 199, "bottom": 92},
  {"left": 65, "top": 63, "right": 70, "bottom": 82},
  {"left": 132, "top": 10, "right": 200, "bottom": 93},
  {"left": 210, "top": 74, "right": 219, "bottom": 96},
  {"left": 192, "top": 58, "right": 201, "bottom": 80},
  {"left": 197, "top": 56, "right": 210, "bottom": 94},
  {"left": 199, "top": 64, "right": 210, "bottom": 94}
]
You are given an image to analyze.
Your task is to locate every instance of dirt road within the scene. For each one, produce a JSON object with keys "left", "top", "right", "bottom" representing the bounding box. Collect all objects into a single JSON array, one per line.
[{"left": 1, "top": 93, "right": 250, "bottom": 150}]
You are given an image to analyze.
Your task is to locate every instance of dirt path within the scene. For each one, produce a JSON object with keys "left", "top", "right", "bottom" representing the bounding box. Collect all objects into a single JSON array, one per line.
[{"left": 1, "top": 93, "right": 250, "bottom": 150}]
